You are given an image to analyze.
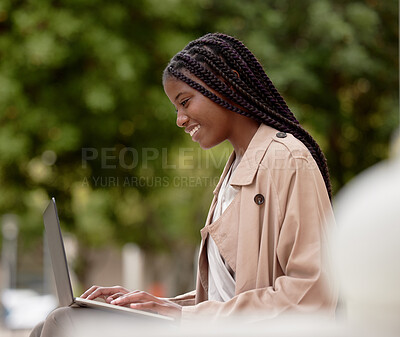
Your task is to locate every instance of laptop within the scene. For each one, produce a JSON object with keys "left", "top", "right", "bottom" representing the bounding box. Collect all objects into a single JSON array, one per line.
[{"left": 43, "top": 197, "right": 173, "bottom": 321}]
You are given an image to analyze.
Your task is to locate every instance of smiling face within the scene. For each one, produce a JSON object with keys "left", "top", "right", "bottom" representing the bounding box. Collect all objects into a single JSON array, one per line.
[{"left": 163, "top": 76, "right": 234, "bottom": 150}]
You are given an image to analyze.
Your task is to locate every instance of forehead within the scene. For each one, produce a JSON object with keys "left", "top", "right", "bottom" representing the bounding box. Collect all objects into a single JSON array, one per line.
[
  {"left": 163, "top": 70, "right": 222, "bottom": 105},
  {"left": 163, "top": 77, "right": 194, "bottom": 101}
]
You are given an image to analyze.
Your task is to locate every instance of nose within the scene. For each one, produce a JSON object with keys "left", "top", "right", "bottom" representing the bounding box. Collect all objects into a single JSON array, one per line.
[{"left": 176, "top": 110, "right": 189, "bottom": 128}]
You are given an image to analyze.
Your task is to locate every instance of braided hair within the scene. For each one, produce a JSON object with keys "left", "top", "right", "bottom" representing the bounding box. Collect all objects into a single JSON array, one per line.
[{"left": 163, "top": 33, "right": 332, "bottom": 199}]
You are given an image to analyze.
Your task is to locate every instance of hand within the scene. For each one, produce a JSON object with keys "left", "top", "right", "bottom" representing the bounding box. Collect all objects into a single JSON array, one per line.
[
  {"left": 111, "top": 290, "right": 182, "bottom": 319},
  {"left": 80, "top": 285, "right": 131, "bottom": 303}
]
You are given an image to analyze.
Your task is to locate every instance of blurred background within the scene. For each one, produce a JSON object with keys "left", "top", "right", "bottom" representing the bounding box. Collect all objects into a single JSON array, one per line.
[{"left": 0, "top": 0, "right": 398, "bottom": 335}]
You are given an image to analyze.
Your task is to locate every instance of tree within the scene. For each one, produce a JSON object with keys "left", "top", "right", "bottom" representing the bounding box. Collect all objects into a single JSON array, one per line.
[{"left": 0, "top": 0, "right": 397, "bottom": 291}]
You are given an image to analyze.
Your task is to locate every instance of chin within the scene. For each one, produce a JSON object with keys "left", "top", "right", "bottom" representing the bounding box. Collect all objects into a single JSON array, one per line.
[
  {"left": 198, "top": 142, "right": 213, "bottom": 150},
  {"left": 199, "top": 144, "right": 212, "bottom": 150},
  {"left": 198, "top": 140, "right": 222, "bottom": 150}
]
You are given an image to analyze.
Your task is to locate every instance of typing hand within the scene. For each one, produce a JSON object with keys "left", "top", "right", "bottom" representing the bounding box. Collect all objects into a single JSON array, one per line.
[
  {"left": 111, "top": 290, "right": 182, "bottom": 319},
  {"left": 80, "top": 285, "right": 130, "bottom": 304}
]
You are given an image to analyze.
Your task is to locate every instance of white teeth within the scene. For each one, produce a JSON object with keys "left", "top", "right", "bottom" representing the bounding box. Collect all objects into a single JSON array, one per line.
[{"left": 189, "top": 125, "right": 200, "bottom": 137}]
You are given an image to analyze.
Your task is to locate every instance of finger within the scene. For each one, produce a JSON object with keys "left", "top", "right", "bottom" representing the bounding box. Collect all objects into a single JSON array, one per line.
[
  {"left": 111, "top": 291, "right": 160, "bottom": 306},
  {"left": 106, "top": 292, "right": 125, "bottom": 303},
  {"left": 86, "top": 286, "right": 127, "bottom": 301},
  {"left": 80, "top": 285, "right": 100, "bottom": 299},
  {"left": 118, "top": 291, "right": 160, "bottom": 305}
]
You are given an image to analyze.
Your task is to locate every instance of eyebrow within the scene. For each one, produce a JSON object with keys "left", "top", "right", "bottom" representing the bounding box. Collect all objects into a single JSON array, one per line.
[{"left": 174, "top": 92, "right": 184, "bottom": 103}]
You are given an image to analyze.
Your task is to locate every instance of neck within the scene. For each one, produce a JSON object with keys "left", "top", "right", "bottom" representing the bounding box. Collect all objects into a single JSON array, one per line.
[{"left": 228, "top": 117, "right": 260, "bottom": 160}]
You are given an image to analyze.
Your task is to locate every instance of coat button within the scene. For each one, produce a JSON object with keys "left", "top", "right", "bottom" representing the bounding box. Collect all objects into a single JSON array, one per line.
[
  {"left": 254, "top": 194, "right": 265, "bottom": 205},
  {"left": 276, "top": 132, "right": 287, "bottom": 138}
]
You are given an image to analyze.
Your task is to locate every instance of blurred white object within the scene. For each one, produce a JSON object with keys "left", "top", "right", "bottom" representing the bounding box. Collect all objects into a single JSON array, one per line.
[
  {"left": 122, "top": 243, "right": 144, "bottom": 291},
  {"left": 1, "top": 214, "right": 19, "bottom": 290},
  {"left": 58, "top": 312, "right": 343, "bottom": 337},
  {"left": 2, "top": 288, "right": 57, "bottom": 330},
  {"left": 334, "top": 151, "right": 400, "bottom": 335}
]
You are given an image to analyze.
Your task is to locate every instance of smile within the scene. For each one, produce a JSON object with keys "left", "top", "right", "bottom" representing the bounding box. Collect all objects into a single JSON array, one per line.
[{"left": 189, "top": 125, "right": 200, "bottom": 137}]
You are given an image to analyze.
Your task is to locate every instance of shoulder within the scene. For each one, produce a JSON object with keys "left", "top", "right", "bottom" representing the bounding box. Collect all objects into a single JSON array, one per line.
[
  {"left": 262, "top": 131, "right": 317, "bottom": 171},
  {"left": 270, "top": 131, "right": 312, "bottom": 161}
]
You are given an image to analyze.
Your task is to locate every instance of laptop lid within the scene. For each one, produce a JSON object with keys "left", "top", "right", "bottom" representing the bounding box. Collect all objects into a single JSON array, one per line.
[
  {"left": 43, "top": 198, "right": 173, "bottom": 321},
  {"left": 43, "top": 198, "right": 75, "bottom": 307}
]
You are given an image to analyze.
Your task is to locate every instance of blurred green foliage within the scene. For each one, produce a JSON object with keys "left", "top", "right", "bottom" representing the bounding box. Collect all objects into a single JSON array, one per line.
[{"left": 0, "top": 0, "right": 398, "bottom": 284}]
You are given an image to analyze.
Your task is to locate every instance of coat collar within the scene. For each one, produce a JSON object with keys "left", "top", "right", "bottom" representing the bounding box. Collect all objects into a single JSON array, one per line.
[{"left": 212, "top": 124, "right": 276, "bottom": 194}]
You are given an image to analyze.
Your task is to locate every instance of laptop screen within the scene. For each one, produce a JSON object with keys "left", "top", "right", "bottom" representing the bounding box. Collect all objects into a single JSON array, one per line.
[{"left": 43, "top": 198, "right": 74, "bottom": 307}]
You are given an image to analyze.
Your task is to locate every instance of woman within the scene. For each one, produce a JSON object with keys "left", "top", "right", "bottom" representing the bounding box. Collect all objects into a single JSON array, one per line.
[{"left": 30, "top": 32, "right": 337, "bottom": 335}]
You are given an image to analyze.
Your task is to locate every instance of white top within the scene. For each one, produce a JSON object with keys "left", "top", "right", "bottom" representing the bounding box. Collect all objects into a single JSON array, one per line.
[{"left": 207, "top": 157, "right": 240, "bottom": 302}]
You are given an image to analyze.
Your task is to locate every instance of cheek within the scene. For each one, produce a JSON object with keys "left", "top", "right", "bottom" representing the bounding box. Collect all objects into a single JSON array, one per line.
[{"left": 214, "top": 109, "right": 233, "bottom": 129}]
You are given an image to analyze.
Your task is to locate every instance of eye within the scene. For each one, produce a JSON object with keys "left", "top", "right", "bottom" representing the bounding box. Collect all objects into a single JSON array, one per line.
[{"left": 180, "top": 98, "right": 190, "bottom": 107}]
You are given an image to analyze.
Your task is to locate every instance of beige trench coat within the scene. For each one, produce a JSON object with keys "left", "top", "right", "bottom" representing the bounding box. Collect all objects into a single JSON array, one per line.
[{"left": 170, "top": 124, "right": 338, "bottom": 320}]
